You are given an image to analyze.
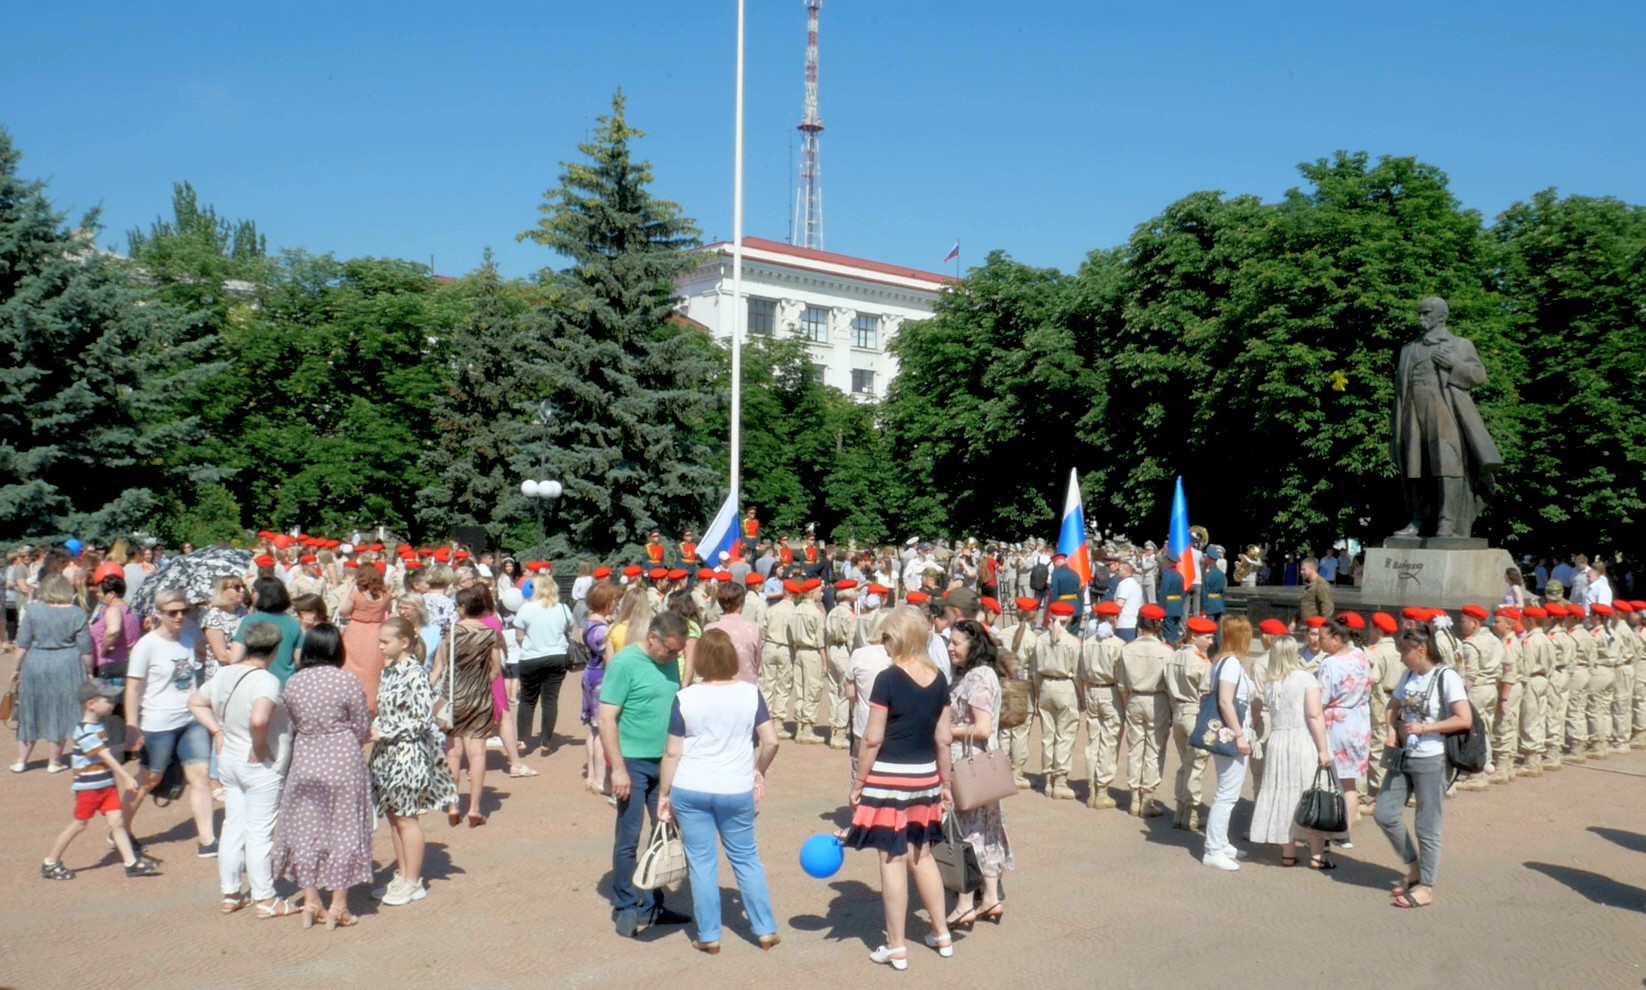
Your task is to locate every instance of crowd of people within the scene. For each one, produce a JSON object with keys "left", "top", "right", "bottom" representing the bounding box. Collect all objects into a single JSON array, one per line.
[{"left": 5, "top": 530, "right": 1645, "bottom": 960}]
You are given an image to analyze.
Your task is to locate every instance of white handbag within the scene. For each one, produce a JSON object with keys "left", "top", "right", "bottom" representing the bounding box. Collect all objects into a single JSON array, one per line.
[
  {"left": 632, "top": 819, "right": 689, "bottom": 890},
  {"left": 436, "top": 619, "right": 456, "bottom": 732}
]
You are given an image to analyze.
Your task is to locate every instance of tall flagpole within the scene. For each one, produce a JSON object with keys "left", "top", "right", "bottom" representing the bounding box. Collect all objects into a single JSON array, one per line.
[{"left": 729, "top": 0, "right": 746, "bottom": 509}]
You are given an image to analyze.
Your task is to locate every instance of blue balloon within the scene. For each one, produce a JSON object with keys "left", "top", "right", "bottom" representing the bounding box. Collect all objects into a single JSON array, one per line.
[
  {"left": 520, "top": 577, "right": 534, "bottom": 599},
  {"left": 64, "top": 538, "right": 83, "bottom": 555},
  {"left": 799, "top": 833, "right": 844, "bottom": 879}
]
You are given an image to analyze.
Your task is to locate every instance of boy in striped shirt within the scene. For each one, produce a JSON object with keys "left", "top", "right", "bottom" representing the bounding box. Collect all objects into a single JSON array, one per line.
[{"left": 41, "top": 680, "right": 159, "bottom": 880}]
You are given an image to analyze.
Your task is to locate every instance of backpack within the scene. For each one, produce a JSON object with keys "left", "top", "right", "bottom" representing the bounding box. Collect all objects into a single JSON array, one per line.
[
  {"left": 1029, "top": 562, "right": 1049, "bottom": 593},
  {"left": 1416, "top": 667, "right": 1488, "bottom": 775},
  {"left": 996, "top": 625, "right": 1032, "bottom": 730}
]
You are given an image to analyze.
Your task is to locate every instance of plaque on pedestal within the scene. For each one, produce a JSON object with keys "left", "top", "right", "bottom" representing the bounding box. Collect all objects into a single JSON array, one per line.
[{"left": 1361, "top": 546, "right": 1514, "bottom": 607}]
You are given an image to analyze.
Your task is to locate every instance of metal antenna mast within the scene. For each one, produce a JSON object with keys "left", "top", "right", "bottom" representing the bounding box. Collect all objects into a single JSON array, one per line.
[{"left": 791, "top": 0, "right": 824, "bottom": 250}]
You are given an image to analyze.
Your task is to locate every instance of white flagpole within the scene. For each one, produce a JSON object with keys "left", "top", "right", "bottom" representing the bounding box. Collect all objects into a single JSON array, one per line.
[{"left": 729, "top": 0, "right": 746, "bottom": 511}]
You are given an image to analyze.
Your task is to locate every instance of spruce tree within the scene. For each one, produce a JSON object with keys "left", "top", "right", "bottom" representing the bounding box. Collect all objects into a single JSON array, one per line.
[
  {"left": 517, "top": 91, "right": 719, "bottom": 556},
  {"left": 0, "top": 130, "right": 216, "bottom": 541}
]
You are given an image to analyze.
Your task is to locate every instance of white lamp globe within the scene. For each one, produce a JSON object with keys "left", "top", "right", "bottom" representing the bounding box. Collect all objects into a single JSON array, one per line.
[
  {"left": 542, "top": 481, "right": 563, "bottom": 499},
  {"left": 521, "top": 480, "right": 541, "bottom": 498}
]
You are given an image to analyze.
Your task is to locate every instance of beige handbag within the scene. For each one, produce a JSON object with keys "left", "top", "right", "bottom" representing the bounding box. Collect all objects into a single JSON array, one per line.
[
  {"left": 632, "top": 819, "right": 689, "bottom": 890},
  {"left": 950, "top": 729, "right": 1017, "bottom": 812}
]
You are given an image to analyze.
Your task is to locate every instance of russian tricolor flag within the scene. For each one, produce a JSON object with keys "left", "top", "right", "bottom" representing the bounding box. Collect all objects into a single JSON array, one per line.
[
  {"left": 943, "top": 241, "right": 959, "bottom": 263},
  {"left": 697, "top": 491, "right": 742, "bottom": 566},
  {"left": 1057, "top": 468, "right": 1092, "bottom": 586},
  {"left": 1167, "top": 476, "right": 1197, "bottom": 592}
]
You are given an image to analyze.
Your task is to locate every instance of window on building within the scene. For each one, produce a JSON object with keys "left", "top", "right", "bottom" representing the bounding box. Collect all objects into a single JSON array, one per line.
[
  {"left": 808, "top": 363, "right": 826, "bottom": 384},
  {"left": 748, "top": 297, "right": 775, "bottom": 336},
  {"left": 800, "top": 305, "right": 829, "bottom": 342},
  {"left": 851, "top": 369, "right": 875, "bottom": 395},
  {"left": 851, "top": 313, "right": 879, "bottom": 349}
]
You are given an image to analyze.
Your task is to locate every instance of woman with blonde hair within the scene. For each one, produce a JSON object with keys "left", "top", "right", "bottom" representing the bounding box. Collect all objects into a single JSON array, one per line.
[
  {"left": 513, "top": 577, "right": 576, "bottom": 755},
  {"left": 1248, "top": 635, "right": 1332, "bottom": 867},
  {"left": 396, "top": 592, "right": 441, "bottom": 667},
  {"left": 9, "top": 575, "right": 92, "bottom": 772},
  {"left": 845, "top": 604, "right": 955, "bottom": 969},
  {"left": 201, "top": 576, "right": 248, "bottom": 684},
  {"left": 609, "top": 583, "right": 653, "bottom": 656}
]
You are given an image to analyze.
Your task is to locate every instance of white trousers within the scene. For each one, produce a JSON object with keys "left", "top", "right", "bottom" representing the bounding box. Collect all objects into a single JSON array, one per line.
[
  {"left": 217, "top": 757, "right": 284, "bottom": 900},
  {"left": 1204, "top": 752, "right": 1248, "bottom": 857}
]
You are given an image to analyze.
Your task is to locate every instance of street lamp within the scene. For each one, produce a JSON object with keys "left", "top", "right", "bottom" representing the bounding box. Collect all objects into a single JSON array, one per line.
[{"left": 520, "top": 479, "right": 563, "bottom": 561}]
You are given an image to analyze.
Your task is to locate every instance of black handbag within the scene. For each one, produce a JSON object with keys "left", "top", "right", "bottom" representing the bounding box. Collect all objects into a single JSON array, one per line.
[
  {"left": 1294, "top": 766, "right": 1348, "bottom": 834},
  {"left": 1189, "top": 657, "right": 1248, "bottom": 757},
  {"left": 931, "top": 810, "right": 981, "bottom": 894}
]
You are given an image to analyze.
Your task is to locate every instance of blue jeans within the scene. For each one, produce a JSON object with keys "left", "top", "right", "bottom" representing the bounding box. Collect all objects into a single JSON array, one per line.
[
  {"left": 611, "top": 758, "right": 665, "bottom": 914},
  {"left": 141, "top": 721, "right": 211, "bottom": 773},
  {"left": 671, "top": 788, "right": 776, "bottom": 943}
]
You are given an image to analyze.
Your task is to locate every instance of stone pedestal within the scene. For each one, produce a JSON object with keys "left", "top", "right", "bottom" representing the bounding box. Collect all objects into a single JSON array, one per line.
[{"left": 1360, "top": 545, "right": 1515, "bottom": 607}]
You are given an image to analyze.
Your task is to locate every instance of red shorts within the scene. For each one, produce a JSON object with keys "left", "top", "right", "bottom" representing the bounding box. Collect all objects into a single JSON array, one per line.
[{"left": 73, "top": 786, "right": 122, "bottom": 821}]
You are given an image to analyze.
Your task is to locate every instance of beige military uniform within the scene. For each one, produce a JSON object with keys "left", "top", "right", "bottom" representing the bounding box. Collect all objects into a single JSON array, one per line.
[
  {"left": 788, "top": 599, "right": 827, "bottom": 738},
  {"left": 1554, "top": 625, "right": 1584, "bottom": 760},
  {"left": 1079, "top": 635, "right": 1125, "bottom": 806},
  {"left": 853, "top": 609, "right": 888, "bottom": 652},
  {"left": 1491, "top": 634, "right": 1522, "bottom": 783},
  {"left": 1518, "top": 628, "right": 1553, "bottom": 767},
  {"left": 760, "top": 597, "right": 797, "bottom": 727},
  {"left": 647, "top": 586, "right": 665, "bottom": 612},
  {"left": 1633, "top": 622, "right": 1646, "bottom": 740},
  {"left": 744, "top": 589, "right": 767, "bottom": 630},
  {"left": 289, "top": 572, "right": 327, "bottom": 602},
  {"left": 1117, "top": 633, "right": 1173, "bottom": 809},
  {"left": 693, "top": 585, "right": 720, "bottom": 625},
  {"left": 1164, "top": 646, "right": 1211, "bottom": 819},
  {"left": 1609, "top": 618, "right": 1637, "bottom": 750},
  {"left": 824, "top": 603, "right": 856, "bottom": 743},
  {"left": 1365, "top": 637, "right": 1402, "bottom": 795},
  {"left": 994, "top": 621, "right": 1040, "bottom": 786},
  {"left": 1458, "top": 629, "right": 1503, "bottom": 781},
  {"left": 1036, "top": 625, "right": 1081, "bottom": 795},
  {"left": 1586, "top": 624, "right": 1616, "bottom": 754}
]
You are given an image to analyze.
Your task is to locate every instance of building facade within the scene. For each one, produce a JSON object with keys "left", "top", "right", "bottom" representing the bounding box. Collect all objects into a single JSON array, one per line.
[{"left": 675, "top": 237, "right": 954, "bottom": 400}]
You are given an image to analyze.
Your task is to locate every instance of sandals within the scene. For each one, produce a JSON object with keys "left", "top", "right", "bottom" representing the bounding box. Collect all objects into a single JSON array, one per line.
[
  {"left": 301, "top": 904, "right": 321, "bottom": 929},
  {"left": 255, "top": 897, "right": 304, "bottom": 919},
  {"left": 1308, "top": 854, "right": 1337, "bottom": 871},
  {"left": 946, "top": 907, "right": 981, "bottom": 930},
  {"left": 41, "top": 861, "right": 75, "bottom": 881},
  {"left": 977, "top": 904, "right": 1004, "bottom": 925},
  {"left": 507, "top": 766, "right": 540, "bottom": 778},
  {"left": 447, "top": 807, "right": 462, "bottom": 828},
  {"left": 221, "top": 893, "right": 251, "bottom": 914},
  {"left": 1281, "top": 855, "right": 1299, "bottom": 868},
  {"left": 869, "top": 945, "right": 909, "bottom": 971},
  {"left": 922, "top": 933, "right": 955, "bottom": 958},
  {"left": 468, "top": 814, "right": 488, "bottom": 828},
  {"left": 325, "top": 909, "right": 359, "bottom": 930},
  {"left": 1391, "top": 888, "right": 1433, "bottom": 908}
]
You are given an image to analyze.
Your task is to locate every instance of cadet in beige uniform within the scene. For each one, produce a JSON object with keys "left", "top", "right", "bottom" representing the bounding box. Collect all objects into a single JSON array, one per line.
[
  {"left": 693, "top": 570, "right": 721, "bottom": 625},
  {"left": 1606, "top": 604, "right": 1637, "bottom": 752},
  {"left": 1584, "top": 607, "right": 1616, "bottom": 760},
  {"left": 1567, "top": 606, "right": 1599, "bottom": 762},
  {"left": 1080, "top": 601, "right": 1126, "bottom": 810},
  {"left": 1364, "top": 612, "right": 1403, "bottom": 804},
  {"left": 1117, "top": 604, "right": 1173, "bottom": 817},
  {"left": 1630, "top": 602, "right": 1646, "bottom": 744},
  {"left": 760, "top": 580, "right": 798, "bottom": 731},
  {"left": 1037, "top": 601, "right": 1081, "bottom": 800},
  {"left": 824, "top": 581, "right": 858, "bottom": 749},
  {"left": 1517, "top": 606, "right": 1553, "bottom": 776},
  {"left": 788, "top": 579, "right": 828, "bottom": 743},
  {"left": 1551, "top": 603, "right": 1584, "bottom": 764},
  {"left": 1456, "top": 605, "right": 1504, "bottom": 789},
  {"left": 1489, "top": 609, "right": 1522, "bottom": 784},
  {"left": 996, "top": 598, "right": 1044, "bottom": 789},
  {"left": 743, "top": 575, "right": 768, "bottom": 630},
  {"left": 1164, "top": 624, "right": 1213, "bottom": 831}
]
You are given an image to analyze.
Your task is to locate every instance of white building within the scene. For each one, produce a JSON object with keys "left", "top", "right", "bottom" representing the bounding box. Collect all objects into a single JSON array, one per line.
[{"left": 675, "top": 237, "right": 954, "bottom": 400}]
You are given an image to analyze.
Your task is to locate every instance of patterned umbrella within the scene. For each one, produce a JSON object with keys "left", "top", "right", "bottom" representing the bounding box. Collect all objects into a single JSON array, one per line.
[{"left": 129, "top": 547, "right": 254, "bottom": 615}]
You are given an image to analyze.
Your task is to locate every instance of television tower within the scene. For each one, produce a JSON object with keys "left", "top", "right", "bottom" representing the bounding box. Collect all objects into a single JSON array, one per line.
[{"left": 791, "top": 0, "right": 824, "bottom": 250}]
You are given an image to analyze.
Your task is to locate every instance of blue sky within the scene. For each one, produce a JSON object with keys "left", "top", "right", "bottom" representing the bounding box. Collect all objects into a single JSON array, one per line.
[{"left": 4, "top": 1, "right": 1642, "bottom": 280}]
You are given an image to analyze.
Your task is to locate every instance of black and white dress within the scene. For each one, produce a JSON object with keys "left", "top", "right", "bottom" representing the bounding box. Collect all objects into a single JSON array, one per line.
[{"left": 370, "top": 657, "right": 458, "bottom": 817}]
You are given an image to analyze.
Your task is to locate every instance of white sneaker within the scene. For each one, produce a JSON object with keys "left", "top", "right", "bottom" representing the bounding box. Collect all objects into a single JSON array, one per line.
[
  {"left": 1223, "top": 846, "right": 1249, "bottom": 860},
  {"left": 371, "top": 871, "right": 404, "bottom": 900},
  {"left": 381, "top": 877, "right": 426, "bottom": 907},
  {"left": 1202, "top": 854, "right": 1240, "bottom": 871}
]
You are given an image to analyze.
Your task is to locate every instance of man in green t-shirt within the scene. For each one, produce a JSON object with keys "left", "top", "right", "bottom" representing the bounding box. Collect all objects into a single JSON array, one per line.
[{"left": 598, "top": 611, "right": 690, "bottom": 937}]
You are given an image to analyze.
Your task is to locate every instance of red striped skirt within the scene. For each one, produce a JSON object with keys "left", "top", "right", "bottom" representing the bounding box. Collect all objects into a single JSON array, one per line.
[{"left": 845, "top": 759, "right": 945, "bottom": 856}]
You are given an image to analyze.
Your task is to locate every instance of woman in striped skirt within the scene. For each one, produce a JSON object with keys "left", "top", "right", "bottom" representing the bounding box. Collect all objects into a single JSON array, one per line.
[{"left": 846, "top": 607, "right": 956, "bottom": 970}]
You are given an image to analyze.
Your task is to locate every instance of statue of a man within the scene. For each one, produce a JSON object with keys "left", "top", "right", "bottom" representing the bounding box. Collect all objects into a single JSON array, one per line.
[{"left": 1389, "top": 297, "right": 1503, "bottom": 539}]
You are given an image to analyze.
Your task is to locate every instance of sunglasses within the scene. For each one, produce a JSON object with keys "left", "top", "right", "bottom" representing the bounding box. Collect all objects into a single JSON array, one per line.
[{"left": 160, "top": 608, "right": 189, "bottom": 617}]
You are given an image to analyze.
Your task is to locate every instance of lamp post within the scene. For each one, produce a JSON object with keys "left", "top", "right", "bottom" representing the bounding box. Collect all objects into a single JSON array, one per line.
[{"left": 520, "top": 479, "right": 563, "bottom": 562}]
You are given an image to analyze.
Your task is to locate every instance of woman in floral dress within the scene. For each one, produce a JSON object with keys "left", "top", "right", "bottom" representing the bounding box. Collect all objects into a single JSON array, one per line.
[
  {"left": 1316, "top": 616, "right": 1373, "bottom": 840},
  {"left": 943, "top": 620, "right": 1012, "bottom": 926}
]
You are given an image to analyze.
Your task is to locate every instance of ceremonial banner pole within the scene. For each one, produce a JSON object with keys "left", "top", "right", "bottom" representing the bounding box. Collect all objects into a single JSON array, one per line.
[{"left": 729, "top": 0, "right": 746, "bottom": 508}]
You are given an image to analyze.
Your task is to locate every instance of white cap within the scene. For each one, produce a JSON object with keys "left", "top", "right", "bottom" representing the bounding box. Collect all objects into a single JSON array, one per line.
[
  {"left": 339, "top": 543, "right": 354, "bottom": 555},
  {"left": 906, "top": 537, "right": 919, "bottom": 547},
  {"left": 718, "top": 550, "right": 730, "bottom": 562}
]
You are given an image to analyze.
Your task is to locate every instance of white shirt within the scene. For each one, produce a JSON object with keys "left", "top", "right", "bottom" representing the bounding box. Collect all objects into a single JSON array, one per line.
[
  {"left": 1211, "top": 653, "right": 1253, "bottom": 731},
  {"left": 1588, "top": 575, "right": 1613, "bottom": 608},
  {"left": 202, "top": 665, "right": 292, "bottom": 774},
  {"left": 670, "top": 681, "right": 768, "bottom": 795},
  {"left": 477, "top": 563, "right": 494, "bottom": 579},
  {"left": 846, "top": 645, "right": 893, "bottom": 738},
  {"left": 927, "top": 629, "right": 954, "bottom": 680},
  {"left": 1392, "top": 666, "right": 1468, "bottom": 759},
  {"left": 1115, "top": 576, "right": 1143, "bottom": 628},
  {"left": 571, "top": 575, "right": 594, "bottom": 603},
  {"left": 128, "top": 633, "right": 197, "bottom": 732}
]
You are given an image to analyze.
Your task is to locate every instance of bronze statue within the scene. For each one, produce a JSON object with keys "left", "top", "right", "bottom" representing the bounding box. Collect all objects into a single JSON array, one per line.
[{"left": 1389, "top": 297, "right": 1502, "bottom": 539}]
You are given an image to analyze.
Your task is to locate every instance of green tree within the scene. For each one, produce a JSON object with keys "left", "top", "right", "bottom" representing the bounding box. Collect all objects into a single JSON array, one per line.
[
  {"left": 0, "top": 130, "right": 217, "bottom": 541},
  {"left": 515, "top": 91, "right": 718, "bottom": 557}
]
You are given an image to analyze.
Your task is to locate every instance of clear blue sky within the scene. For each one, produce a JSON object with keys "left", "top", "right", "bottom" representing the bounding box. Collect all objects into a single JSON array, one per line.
[{"left": 4, "top": 1, "right": 1642, "bottom": 280}]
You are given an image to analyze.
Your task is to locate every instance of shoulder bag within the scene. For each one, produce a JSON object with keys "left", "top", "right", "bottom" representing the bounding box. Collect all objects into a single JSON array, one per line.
[
  {"left": 632, "top": 819, "right": 689, "bottom": 890},
  {"left": 1189, "top": 657, "right": 1248, "bottom": 757},
  {"left": 563, "top": 604, "right": 590, "bottom": 669},
  {"left": 996, "top": 624, "right": 1031, "bottom": 730},
  {"left": 950, "top": 709, "right": 1017, "bottom": 811},
  {"left": 931, "top": 809, "right": 982, "bottom": 894},
  {"left": 1294, "top": 765, "right": 1348, "bottom": 834}
]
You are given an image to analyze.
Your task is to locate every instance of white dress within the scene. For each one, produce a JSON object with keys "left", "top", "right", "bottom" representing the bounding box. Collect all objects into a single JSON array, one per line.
[{"left": 1248, "top": 670, "right": 1320, "bottom": 845}]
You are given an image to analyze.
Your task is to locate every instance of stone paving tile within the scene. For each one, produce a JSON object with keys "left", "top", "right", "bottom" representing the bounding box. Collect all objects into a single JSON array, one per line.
[{"left": 4, "top": 659, "right": 1645, "bottom": 989}]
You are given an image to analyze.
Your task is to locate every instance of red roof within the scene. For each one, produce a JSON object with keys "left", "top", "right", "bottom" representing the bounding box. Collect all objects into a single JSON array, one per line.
[
  {"left": 702, "top": 237, "right": 957, "bottom": 287},
  {"left": 668, "top": 312, "right": 712, "bottom": 333}
]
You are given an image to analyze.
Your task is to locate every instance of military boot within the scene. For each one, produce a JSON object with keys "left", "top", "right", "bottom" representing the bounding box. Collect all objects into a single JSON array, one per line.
[
  {"left": 1049, "top": 776, "right": 1076, "bottom": 800},
  {"left": 1588, "top": 744, "right": 1609, "bottom": 761},
  {"left": 1187, "top": 807, "right": 1203, "bottom": 832},
  {"left": 1520, "top": 754, "right": 1544, "bottom": 777},
  {"left": 1138, "top": 791, "right": 1165, "bottom": 818},
  {"left": 1171, "top": 802, "right": 1189, "bottom": 830},
  {"left": 1566, "top": 747, "right": 1587, "bottom": 764},
  {"left": 1086, "top": 785, "right": 1116, "bottom": 810}
]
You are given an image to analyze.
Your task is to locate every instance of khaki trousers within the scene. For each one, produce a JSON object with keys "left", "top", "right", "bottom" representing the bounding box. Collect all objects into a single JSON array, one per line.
[
  {"left": 791, "top": 647, "right": 826, "bottom": 728},
  {"left": 1000, "top": 720, "right": 1032, "bottom": 781},
  {"left": 1494, "top": 683, "right": 1521, "bottom": 769},
  {"left": 760, "top": 642, "right": 793, "bottom": 725},
  {"left": 1587, "top": 665, "right": 1616, "bottom": 747},
  {"left": 1170, "top": 703, "right": 1209, "bottom": 808},
  {"left": 1124, "top": 694, "right": 1171, "bottom": 793},
  {"left": 1633, "top": 659, "right": 1646, "bottom": 736},
  {"left": 1037, "top": 679, "right": 1079, "bottom": 780},
  {"left": 1543, "top": 670, "right": 1569, "bottom": 759},
  {"left": 1467, "top": 686, "right": 1497, "bottom": 766},
  {"left": 1082, "top": 684, "right": 1124, "bottom": 791},
  {"left": 1611, "top": 663, "right": 1635, "bottom": 746},
  {"left": 825, "top": 645, "right": 850, "bottom": 733},
  {"left": 1519, "top": 674, "right": 1548, "bottom": 758},
  {"left": 1366, "top": 697, "right": 1389, "bottom": 795},
  {"left": 1564, "top": 667, "right": 1591, "bottom": 751}
]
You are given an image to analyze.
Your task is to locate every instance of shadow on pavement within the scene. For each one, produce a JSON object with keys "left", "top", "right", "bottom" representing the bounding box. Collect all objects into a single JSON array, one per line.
[
  {"left": 1587, "top": 826, "right": 1646, "bottom": 855},
  {"left": 786, "top": 878, "right": 881, "bottom": 949},
  {"left": 1525, "top": 862, "right": 1646, "bottom": 913}
]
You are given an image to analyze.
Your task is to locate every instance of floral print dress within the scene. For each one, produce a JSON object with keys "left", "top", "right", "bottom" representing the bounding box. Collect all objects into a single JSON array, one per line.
[
  {"left": 947, "top": 664, "right": 1013, "bottom": 877},
  {"left": 1317, "top": 649, "right": 1372, "bottom": 779}
]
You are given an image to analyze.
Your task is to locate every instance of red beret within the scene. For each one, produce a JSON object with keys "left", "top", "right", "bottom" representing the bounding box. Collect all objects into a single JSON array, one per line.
[
  {"left": 906, "top": 591, "right": 930, "bottom": 604},
  {"left": 1048, "top": 601, "right": 1075, "bottom": 617},
  {"left": 1616, "top": 601, "right": 1636, "bottom": 614},
  {"left": 1544, "top": 602, "right": 1567, "bottom": 618},
  {"left": 343, "top": 561, "right": 359, "bottom": 569},
  {"left": 1400, "top": 606, "right": 1429, "bottom": 621},
  {"left": 1632, "top": 601, "right": 1646, "bottom": 610},
  {"left": 802, "top": 578, "right": 822, "bottom": 592},
  {"left": 980, "top": 596, "right": 1001, "bottom": 614},
  {"left": 1523, "top": 605, "right": 1547, "bottom": 618},
  {"left": 270, "top": 535, "right": 293, "bottom": 549},
  {"left": 1139, "top": 603, "right": 1166, "bottom": 621},
  {"left": 713, "top": 570, "right": 733, "bottom": 581},
  {"left": 433, "top": 548, "right": 451, "bottom": 562},
  {"left": 697, "top": 569, "right": 716, "bottom": 580},
  {"left": 1371, "top": 612, "right": 1398, "bottom": 634},
  {"left": 1592, "top": 603, "right": 1613, "bottom": 616},
  {"left": 1094, "top": 601, "right": 1122, "bottom": 617},
  {"left": 742, "top": 573, "right": 762, "bottom": 586},
  {"left": 868, "top": 583, "right": 892, "bottom": 596},
  {"left": 1015, "top": 597, "right": 1040, "bottom": 612},
  {"left": 592, "top": 566, "right": 611, "bottom": 578},
  {"left": 254, "top": 554, "right": 274, "bottom": 567},
  {"left": 299, "top": 554, "right": 316, "bottom": 564},
  {"left": 667, "top": 569, "right": 688, "bottom": 581},
  {"left": 404, "top": 560, "right": 423, "bottom": 570},
  {"left": 1461, "top": 604, "right": 1488, "bottom": 620},
  {"left": 372, "top": 562, "right": 385, "bottom": 572},
  {"left": 783, "top": 580, "right": 802, "bottom": 595},
  {"left": 1051, "top": 551, "right": 1067, "bottom": 562},
  {"left": 1337, "top": 612, "right": 1366, "bottom": 630},
  {"left": 1186, "top": 616, "right": 1217, "bottom": 635},
  {"left": 622, "top": 565, "right": 643, "bottom": 578},
  {"left": 455, "top": 550, "right": 469, "bottom": 560},
  {"left": 1258, "top": 618, "right": 1289, "bottom": 636},
  {"left": 1303, "top": 616, "right": 1328, "bottom": 628},
  {"left": 835, "top": 579, "right": 858, "bottom": 590},
  {"left": 1495, "top": 607, "right": 1519, "bottom": 622},
  {"left": 648, "top": 567, "right": 668, "bottom": 579}
]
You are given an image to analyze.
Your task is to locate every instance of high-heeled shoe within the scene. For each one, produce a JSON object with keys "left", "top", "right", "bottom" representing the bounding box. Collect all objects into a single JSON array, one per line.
[
  {"left": 447, "top": 807, "right": 461, "bottom": 828},
  {"left": 690, "top": 940, "right": 720, "bottom": 955},
  {"left": 757, "top": 933, "right": 782, "bottom": 951},
  {"left": 946, "top": 907, "right": 981, "bottom": 930},
  {"left": 467, "top": 813, "right": 487, "bottom": 828},
  {"left": 977, "top": 904, "right": 1004, "bottom": 925},
  {"left": 869, "top": 945, "right": 909, "bottom": 970},
  {"left": 300, "top": 904, "right": 320, "bottom": 930},
  {"left": 325, "top": 909, "right": 358, "bottom": 930},
  {"left": 922, "top": 933, "right": 955, "bottom": 958}
]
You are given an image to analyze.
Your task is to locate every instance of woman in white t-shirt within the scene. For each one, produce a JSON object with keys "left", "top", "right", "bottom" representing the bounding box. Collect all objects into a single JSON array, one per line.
[
  {"left": 1376, "top": 628, "right": 1471, "bottom": 909},
  {"left": 658, "top": 629, "right": 781, "bottom": 955},
  {"left": 513, "top": 581, "right": 576, "bottom": 755},
  {"left": 188, "top": 620, "right": 294, "bottom": 916},
  {"left": 123, "top": 590, "right": 217, "bottom": 856},
  {"left": 1201, "top": 616, "right": 1255, "bottom": 871}
]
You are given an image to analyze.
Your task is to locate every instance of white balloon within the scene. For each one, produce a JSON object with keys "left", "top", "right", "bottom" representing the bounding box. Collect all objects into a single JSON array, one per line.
[
  {"left": 500, "top": 587, "right": 525, "bottom": 611},
  {"left": 520, "top": 480, "right": 541, "bottom": 498},
  {"left": 542, "top": 480, "right": 563, "bottom": 499}
]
